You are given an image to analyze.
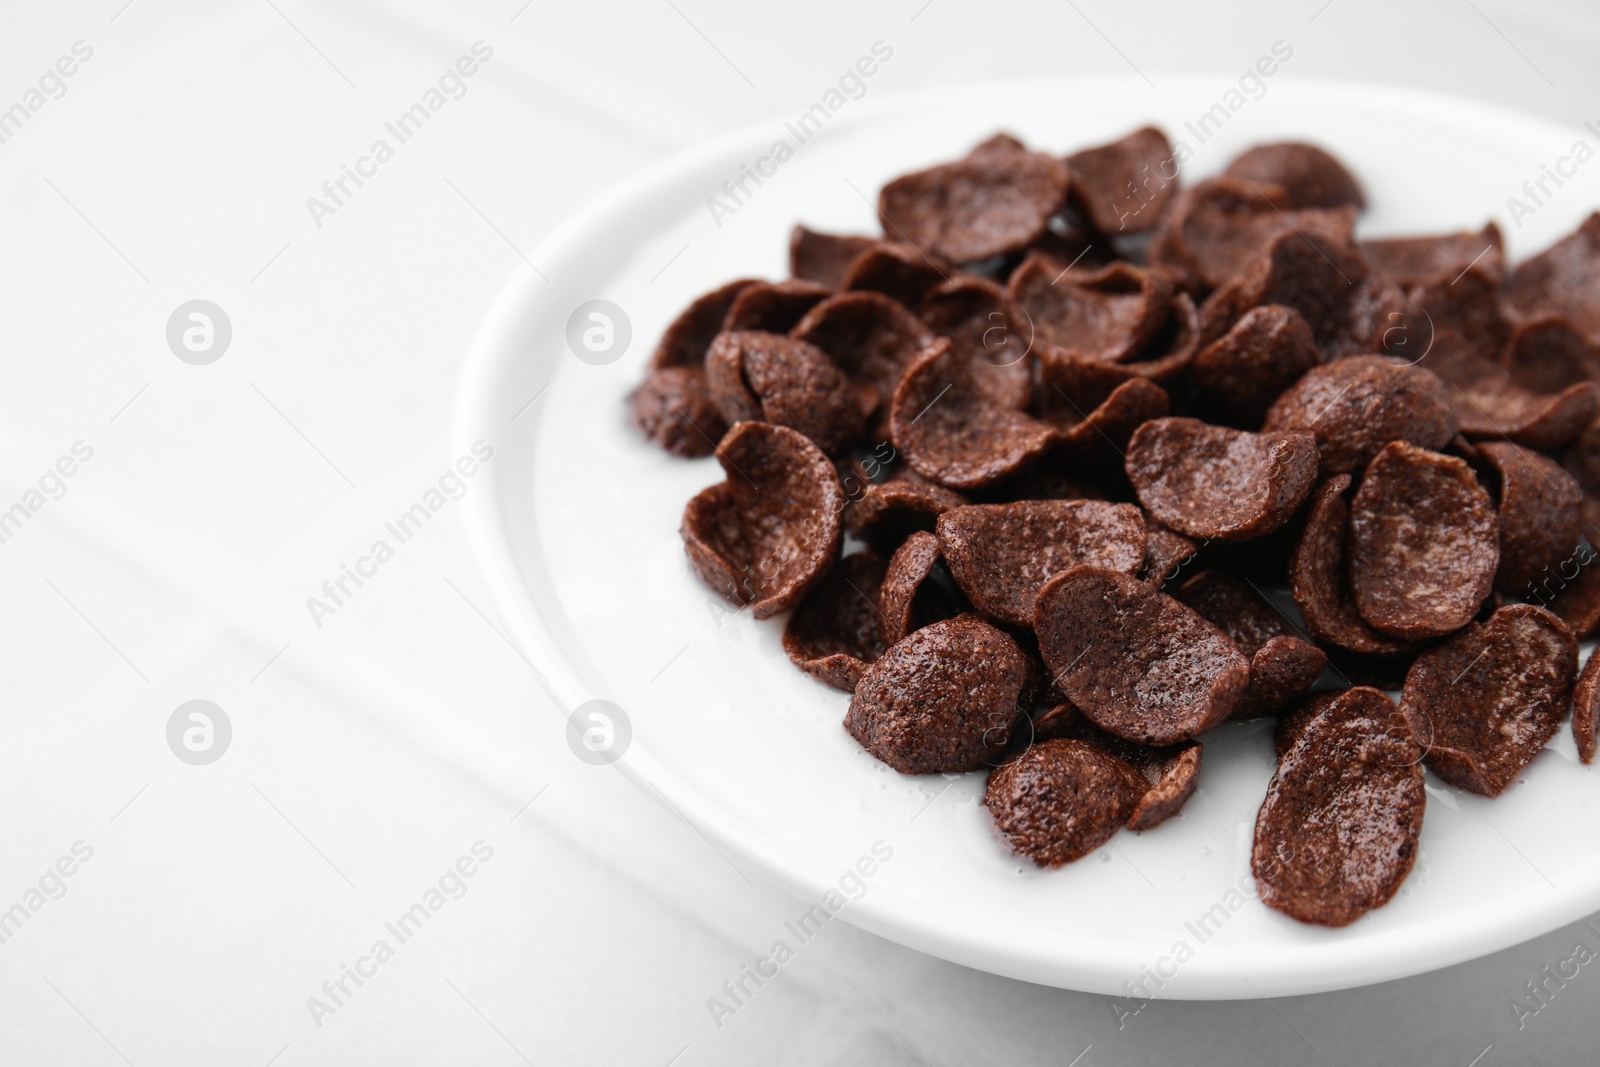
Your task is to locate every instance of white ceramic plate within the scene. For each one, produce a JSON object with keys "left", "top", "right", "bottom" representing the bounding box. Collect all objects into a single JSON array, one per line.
[{"left": 455, "top": 76, "right": 1600, "bottom": 998}]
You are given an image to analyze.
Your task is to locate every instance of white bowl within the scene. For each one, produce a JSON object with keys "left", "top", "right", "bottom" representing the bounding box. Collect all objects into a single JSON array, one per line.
[{"left": 455, "top": 75, "right": 1600, "bottom": 998}]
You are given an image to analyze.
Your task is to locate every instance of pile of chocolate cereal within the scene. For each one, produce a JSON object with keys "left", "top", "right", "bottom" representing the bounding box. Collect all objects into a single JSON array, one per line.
[{"left": 628, "top": 125, "right": 1600, "bottom": 927}]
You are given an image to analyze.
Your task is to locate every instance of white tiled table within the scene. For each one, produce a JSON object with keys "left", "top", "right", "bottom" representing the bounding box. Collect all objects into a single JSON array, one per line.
[{"left": 3, "top": 2, "right": 1599, "bottom": 1063}]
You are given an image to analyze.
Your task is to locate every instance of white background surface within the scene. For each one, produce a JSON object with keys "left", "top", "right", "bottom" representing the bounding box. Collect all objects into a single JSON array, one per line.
[{"left": 4, "top": 1, "right": 1600, "bottom": 1064}]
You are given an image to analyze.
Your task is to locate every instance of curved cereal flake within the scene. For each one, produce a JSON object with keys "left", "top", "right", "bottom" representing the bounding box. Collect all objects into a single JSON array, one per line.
[
  {"left": 1272, "top": 692, "right": 1343, "bottom": 759},
  {"left": 1044, "top": 377, "right": 1171, "bottom": 471},
  {"left": 1023, "top": 707, "right": 1204, "bottom": 831},
  {"left": 1126, "top": 418, "right": 1318, "bottom": 543},
  {"left": 628, "top": 366, "right": 730, "bottom": 458},
  {"left": 877, "top": 141, "right": 1070, "bottom": 263},
  {"left": 1237, "top": 636, "right": 1328, "bottom": 720},
  {"left": 918, "top": 276, "right": 1033, "bottom": 408},
  {"left": 1263, "top": 356, "right": 1458, "bottom": 476},
  {"left": 1398, "top": 605, "right": 1577, "bottom": 796},
  {"left": 1479, "top": 442, "right": 1582, "bottom": 596},
  {"left": 1149, "top": 176, "right": 1356, "bottom": 292},
  {"left": 936, "top": 500, "right": 1146, "bottom": 627},
  {"left": 1175, "top": 569, "right": 1297, "bottom": 656},
  {"left": 1251, "top": 228, "right": 1408, "bottom": 362},
  {"left": 1288, "top": 476, "right": 1414, "bottom": 655},
  {"left": 1066, "top": 125, "right": 1179, "bottom": 236},
  {"left": 839, "top": 242, "right": 951, "bottom": 308},
  {"left": 1125, "top": 742, "right": 1202, "bottom": 831},
  {"left": 1041, "top": 292, "right": 1199, "bottom": 412},
  {"left": 878, "top": 530, "right": 957, "bottom": 646},
  {"left": 782, "top": 552, "right": 889, "bottom": 692},
  {"left": 791, "top": 291, "right": 935, "bottom": 416},
  {"left": 1573, "top": 647, "right": 1600, "bottom": 764},
  {"left": 790, "top": 225, "right": 876, "bottom": 288},
  {"left": 1035, "top": 566, "right": 1250, "bottom": 745},
  {"left": 1505, "top": 316, "right": 1600, "bottom": 391},
  {"left": 721, "top": 279, "right": 832, "bottom": 334},
  {"left": 1139, "top": 514, "right": 1198, "bottom": 588},
  {"left": 1175, "top": 570, "right": 1327, "bottom": 719},
  {"left": 1362, "top": 223, "right": 1503, "bottom": 288},
  {"left": 681, "top": 421, "right": 844, "bottom": 619},
  {"left": 1253, "top": 686, "right": 1424, "bottom": 928},
  {"left": 845, "top": 614, "right": 1029, "bottom": 773},
  {"left": 844, "top": 476, "right": 967, "bottom": 552},
  {"left": 1224, "top": 141, "right": 1365, "bottom": 210},
  {"left": 650, "top": 278, "right": 759, "bottom": 369},
  {"left": 889, "top": 339, "right": 1058, "bottom": 490},
  {"left": 1026, "top": 213, "right": 1117, "bottom": 277},
  {"left": 1547, "top": 554, "right": 1600, "bottom": 639},
  {"left": 1422, "top": 330, "right": 1600, "bottom": 451},
  {"left": 1506, "top": 212, "right": 1600, "bottom": 344},
  {"left": 1416, "top": 262, "right": 1508, "bottom": 346},
  {"left": 1009, "top": 258, "right": 1172, "bottom": 364},
  {"left": 1191, "top": 304, "right": 1319, "bottom": 425},
  {"left": 704, "top": 331, "right": 866, "bottom": 455},
  {"left": 983, "top": 739, "right": 1145, "bottom": 867},
  {"left": 1348, "top": 441, "right": 1498, "bottom": 641}
]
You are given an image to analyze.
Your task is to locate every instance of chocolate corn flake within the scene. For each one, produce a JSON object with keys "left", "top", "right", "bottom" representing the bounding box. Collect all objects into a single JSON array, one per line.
[
  {"left": 1149, "top": 177, "right": 1356, "bottom": 292},
  {"left": 839, "top": 241, "right": 950, "bottom": 307},
  {"left": 889, "top": 339, "right": 1058, "bottom": 490},
  {"left": 1036, "top": 565, "right": 1250, "bottom": 745},
  {"left": 916, "top": 276, "right": 1033, "bottom": 408},
  {"left": 651, "top": 278, "right": 759, "bottom": 369},
  {"left": 790, "top": 225, "right": 876, "bottom": 289},
  {"left": 1423, "top": 330, "right": 1600, "bottom": 452},
  {"left": 877, "top": 139, "right": 1070, "bottom": 263},
  {"left": 1506, "top": 212, "right": 1600, "bottom": 344},
  {"left": 1479, "top": 441, "right": 1583, "bottom": 596},
  {"left": 1288, "top": 476, "right": 1414, "bottom": 655},
  {"left": 1043, "top": 377, "right": 1172, "bottom": 471},
  {"left": 1065, "top": 125, "right": 1179, "bottom": 236},
  {"left": 937, "top": 500, "right": 1146, "bottom": 627},
  {"left": 1225, "top": 141, "right": 1365, "bottom": 211},
  {"left": 843, "top": 475, "right": 967, "bottom": 553},
  {"left": 1174, "top": 569, "right": 1293, "bottom": 657},
  {"left": 1506, "top": 315, "right": 1600, "bottom": 392},
  {"left": 1244, "top": 227, "right": 1409, "bottom": 362},
  {"left": 1253, "top": 686, "right": 1424, "bottom": 927},
  {"left": 1235, "top": 635, "right": 1328, "bottom": 720},
  {"left": 705, "top": 330, "right": 866, "bottom": 455},
  {"left": 984, "top": 738, "right": 1146, "bottom": 867},
  {"left": 1262, "top": 355, "right": 1458, "bottom": 476},
  {"left": 1010, "top": 257, "right": 1173, "bottom": 364},
  {"left": 1138, "top": 513, "right": 1199, "bottom": 589},
  {"left": 879, "top": 530, "right": 957, "bottom": 646},
  {"left": 791, "top": 290, "right": 935, "bottom": 416},
  {"left": 1126, "top": 417, "right": 1318, "bottom": 543},
  {"left": 1398, "top": 604, "right": 1577, "bottom": 796},
  {"left": 1545, "top": 548, "right": 1600, "bottom": 639},
  {"left": 1125, "top": 742, "right": 1203, "bottom": 831},
  {"left": 1573, "top": 648, "right": 1600, "bottom": 764},
  {"left": 1411, "top": 264, "right": 1511, "bottom": 357},
  {"left": 721, "top": 279, "right": 832, "bottom": 334},
  {"left": 782, "top": 552, "right": 889, "bottom": 692},
  {"left": 1026, "top": 705, "right": 1204, "bottom": 831},
  {"left": 681, "top": 421, "right": 844, "bottom": 619},
  {"left": 1191, "top": 304, "right": 1319, "bottom": 425},
  {"left": 628, "top": 365, "right": 729, "bottom": 458},
  {"left": 1362, "top": 222, "right": 1503, "bottom": 289},
  {"left": 845, "top": 614, "right": 1029, "bottom": 774},
  {"left": 1348, "top": 441, "right": 1499, "bottom": 641},
  {"left": 1174, "top": 570, "right": 1325, "bottom": 719}
]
